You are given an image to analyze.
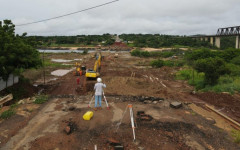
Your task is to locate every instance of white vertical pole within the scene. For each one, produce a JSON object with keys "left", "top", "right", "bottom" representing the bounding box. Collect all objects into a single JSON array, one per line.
[
  {"left": 88, "top": 95, "right": 95, "bottom": 108},
  {"left": 129, "top": 104, "right": 136, "bottom": 141},
  {"left": 103, "top": 91, "right": 109, "bottom": 109}
]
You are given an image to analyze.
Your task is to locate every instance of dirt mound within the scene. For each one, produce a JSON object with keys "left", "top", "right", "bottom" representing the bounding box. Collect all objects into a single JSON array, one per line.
[
  {"left": 0, "top": 81, "right": 38, "bottom": 105},
  {"left": 195, "top": 92, "right": 240, "bottom": 122}
]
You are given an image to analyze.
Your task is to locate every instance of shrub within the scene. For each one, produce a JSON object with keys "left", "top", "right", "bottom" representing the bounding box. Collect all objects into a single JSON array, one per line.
[
  {"left": 218, "top": 48, "right": 240, "bottom": 62},
  {"left": 176, "top": 69, "right": 192, "bottom": 80},
  {"left": 34, "top": 95, "right": 48, "bottom": 104},
  {"left": 163, "top": 60, "right": 174, "bottom": 67},
  {"left": 232, "top": 130, "right": 240, "bottom": 143},
  {"left": 150, "top": 59, "right": 164, "bottom": 68},
  {"left": 131, "top": 49, "right": 141, "bottom": 56},
  {"left": 176, "top": 69, "right": 205, "bottom": 90},
  {"left": 174, "top": 60, "right": 185, "bottom": 67},
  {"left": 83, "top": 49, "right": 88, "bottom": 54},
  {"left": 0, "top": 109, "right": 16, "bottom": 119},
  {"left": 201, "top": 76, "right": 240, "bottom": 94},
  {"left": 161, "top": 51, "right": 174, "bottom": 58},
  {"left": 231, "top": 55, "right": 240, "bottom": 65},
  {"left": 226, "top": 63, "right": 240, "bottom": 76}
]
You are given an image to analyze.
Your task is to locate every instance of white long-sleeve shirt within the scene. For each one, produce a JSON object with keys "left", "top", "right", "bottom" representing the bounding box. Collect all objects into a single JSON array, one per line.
[{"left": 94, "top": 83, "right": 106, "bottom": 95}]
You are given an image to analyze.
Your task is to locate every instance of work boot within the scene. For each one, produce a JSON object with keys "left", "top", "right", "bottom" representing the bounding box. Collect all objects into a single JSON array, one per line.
[
  {"left": 93, "top": 108, "right": 97, "bottom": 111},
  {"left": 98, "top": 107, "right": 102, "bottom": 110}
]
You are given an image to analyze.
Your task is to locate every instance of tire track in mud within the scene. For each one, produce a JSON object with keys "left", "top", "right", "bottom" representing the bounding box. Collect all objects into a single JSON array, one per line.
[{"left": 1, "top": 99, "right": 68, "bottom": 150}]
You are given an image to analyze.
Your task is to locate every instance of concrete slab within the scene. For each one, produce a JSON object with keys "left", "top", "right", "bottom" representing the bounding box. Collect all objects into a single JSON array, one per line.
[{"left": 170, "top": 102, "right": 182, "bottom": 109}]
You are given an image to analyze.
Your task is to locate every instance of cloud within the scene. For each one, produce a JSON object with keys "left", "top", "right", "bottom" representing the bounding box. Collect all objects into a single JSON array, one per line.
[{"left": 1, "top": 0, "right": 239, "bottom": 35}]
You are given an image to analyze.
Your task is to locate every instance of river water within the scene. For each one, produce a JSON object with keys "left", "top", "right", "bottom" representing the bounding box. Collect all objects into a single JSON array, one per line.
[{"left": 38, "top": 49, "right": 129, "bottom": 53}]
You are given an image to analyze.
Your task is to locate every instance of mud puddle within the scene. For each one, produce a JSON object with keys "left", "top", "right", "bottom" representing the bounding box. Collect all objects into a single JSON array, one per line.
[
  {"left": 51, "top": 59, "right": 73, "bottom": 63},
  {"left": 51, "top": 69, "right": 74, "bottom": 76}
]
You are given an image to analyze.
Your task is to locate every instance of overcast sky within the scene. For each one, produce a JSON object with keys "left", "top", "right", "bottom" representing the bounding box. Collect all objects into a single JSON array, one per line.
[{"left": 0, "top": 0, "right": 239, "bottom": 36}]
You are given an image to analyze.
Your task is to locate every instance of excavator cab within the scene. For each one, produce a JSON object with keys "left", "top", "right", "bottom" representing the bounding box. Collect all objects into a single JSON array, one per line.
[{"left": 75, "top": 62, "right": 86, "bottom": 76}]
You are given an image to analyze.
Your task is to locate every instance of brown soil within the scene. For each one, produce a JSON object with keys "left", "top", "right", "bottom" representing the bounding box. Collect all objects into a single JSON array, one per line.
[
  {"left": 195, "top": 92, "right": 240, "bottom": 123},
  {"left": 0, "top": 52, "right": 240, "bottom": 150}
]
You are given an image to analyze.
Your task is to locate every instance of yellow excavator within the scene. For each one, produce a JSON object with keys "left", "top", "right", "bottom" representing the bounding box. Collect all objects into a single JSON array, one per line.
[{"left": 85, "top": 53, "right": 101, "bottom": 79}]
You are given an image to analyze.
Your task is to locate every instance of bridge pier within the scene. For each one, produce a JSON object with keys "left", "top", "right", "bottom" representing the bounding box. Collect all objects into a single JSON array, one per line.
[
  {"left": 210, "top": 37, "right": 214, "bottom": 46},
  {"left": 205, "top": 37, "right": 208, "bottom": 42},
  {"left": 215, "top": 37, "right": 221, "bottom": 48},
  {"left": 236, "top": 35, "right": 240, "bottom": 49}
]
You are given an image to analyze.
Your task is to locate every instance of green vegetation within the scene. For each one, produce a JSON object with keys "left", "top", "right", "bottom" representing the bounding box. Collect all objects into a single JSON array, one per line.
[
  {"left": 151, "top": 59, "right": 184, "bottom": 68},
  {"left": 175, "top": 48, "right": 240, "bottom": 93},
  {"left": 0, "top": 20, "right": 42, "bottom": 83},
  {"left": 120, "top": 34, "right": 213, "bottom": 48},
  {"left": 26, "top": 34, "right": 237, "bottom": 50},
  {"left": 131, "top": 49, "right": 183, "bottom": 58},
  {"left": 34, "top": 95, "right": 48, "bottom": 104},
  {"left": 194, "top": 57, "right": 229, "bottom": 85},
  {"left": 0, "top": 103, "right": 18, "bottom": 119},
  {"left": 4, "top": 77, "right": 31, "bottom": 100},
  {"left": 0, "top": 109, "right": 16, "bottom": 119},
  {"left": 176, "top": 69, "right": 205, "bottom": 90},
  {"left": 83, "top": 49, "right": 89, "bottom": 55},
  {"left": 150, "top": 60, "right": 164, "bottom": 68},
  {"left": 43, "top": 59, "right": 72, "bottom": 68},
  {"left": 232, "top": 130, "right": 240, "bottom": 143},
  {"left": 28, "top": 34, "right": 115, "bottom": 48},
  {"left": 177, "top": 69, "right": 240, "bottom": 93},
  {"left": 130, "top": 45, "right": 240, "bottom": 94}
]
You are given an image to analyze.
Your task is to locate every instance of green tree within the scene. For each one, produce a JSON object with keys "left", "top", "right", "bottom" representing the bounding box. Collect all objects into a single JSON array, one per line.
[
  {"left": 194, "top": 57, "right": 230, "bottom": 85},
  {"left": 0, "top": 20, "right": 41, "bottom": 83}
]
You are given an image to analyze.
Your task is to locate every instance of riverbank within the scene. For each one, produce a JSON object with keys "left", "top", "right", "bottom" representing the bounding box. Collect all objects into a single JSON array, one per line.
[{"left": 38, "top": 46, "right": 132, "bottom": 51}]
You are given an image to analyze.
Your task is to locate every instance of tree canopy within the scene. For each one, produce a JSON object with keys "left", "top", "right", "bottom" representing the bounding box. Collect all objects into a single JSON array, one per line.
[{"left": 0, "top": 20, "right": 41, "bottom": 81}]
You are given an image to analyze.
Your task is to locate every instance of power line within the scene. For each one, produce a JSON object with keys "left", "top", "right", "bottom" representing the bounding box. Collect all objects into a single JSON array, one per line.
[{"left": 16, "top": 0, "right": 119, "bottom": 26}]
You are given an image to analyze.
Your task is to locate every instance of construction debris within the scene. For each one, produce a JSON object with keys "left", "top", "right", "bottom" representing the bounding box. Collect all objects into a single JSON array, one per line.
[
  {"left": 170, "top": 102, "right": 183, "bottom": 109},
  {"left": 107, "top": 138, "right": 124, "bottom": 150},
  {"left": 63, "top": 121, "right": 78, "bottom": 135},
  {"left": 137, "top": 111, "right": 153, "bottom": 121},
  {"left": 0, "top": 94, "right": 13, "bottom": 107}
]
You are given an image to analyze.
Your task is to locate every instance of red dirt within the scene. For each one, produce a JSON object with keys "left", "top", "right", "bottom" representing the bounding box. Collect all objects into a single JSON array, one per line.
[
  {"left": 1, "top": 52, "right": 240, "bottom": 150},
  {"left": 195, "top": 92, "right": 240, "bottom": 123}
]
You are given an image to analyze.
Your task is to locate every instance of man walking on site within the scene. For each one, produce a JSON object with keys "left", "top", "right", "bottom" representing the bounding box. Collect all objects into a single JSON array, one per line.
[{"left": 94, "top": 78, "right": 106, "bottom": 111}]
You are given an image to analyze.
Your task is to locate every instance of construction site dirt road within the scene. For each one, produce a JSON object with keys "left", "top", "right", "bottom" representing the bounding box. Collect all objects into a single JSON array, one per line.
[{"left": 0, "top": 52, "right": 240, "bottom": 150}]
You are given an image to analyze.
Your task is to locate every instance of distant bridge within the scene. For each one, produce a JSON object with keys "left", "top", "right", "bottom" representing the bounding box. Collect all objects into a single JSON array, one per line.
[
  {"left": 217, "top": 26, "right": 240, "bottom": 36},
  {"left": 190, "top": 26, "right": 240, "bottom": 49}
]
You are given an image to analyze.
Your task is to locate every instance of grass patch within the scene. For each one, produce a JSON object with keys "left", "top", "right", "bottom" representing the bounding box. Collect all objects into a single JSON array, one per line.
[
  {"left": 150, "top": 59, "right": 164, "bottom": 68},
  {"left": 34, "top": 95, "right": 48, "bottom": 104},
  {"left": 232, "top": 130, "right": 240, "bottom": 143},
  {"left": 176, "top": 69, "right": 240, "bottom": 93},
  {"left": 0, "top": 103, "right": 18, "bottom": 119},
  {"left": 151, "top": 59, "right": 185, "bottom": 68},
  {"left": 131, "top": 49, "right": 185, "bottom": 58},
  {"left": 176, "top": 69, "right": 205, "bottom": 90},
  {"left": 44, "top": 59, "right": 72, "bottom": 68},
  {"left": 127, "top": 43, "right": 134, "bottom": 47},
  {"left": 0, "top": 109, "right": 16, "bottom": 119},
  {"left": 202, "top": 76, "right": 240, "bottom": 94}
]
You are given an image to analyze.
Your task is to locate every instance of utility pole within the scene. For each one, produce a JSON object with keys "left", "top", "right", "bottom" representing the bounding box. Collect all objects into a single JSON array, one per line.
[{"left": 42, "top": 50, "right": 46, "bottom": 85}]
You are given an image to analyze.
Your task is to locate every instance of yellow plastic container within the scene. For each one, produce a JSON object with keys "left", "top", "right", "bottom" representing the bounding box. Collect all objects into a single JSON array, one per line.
[{"left": 83, "top": 111, "right": 94, "bottom": 120}]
